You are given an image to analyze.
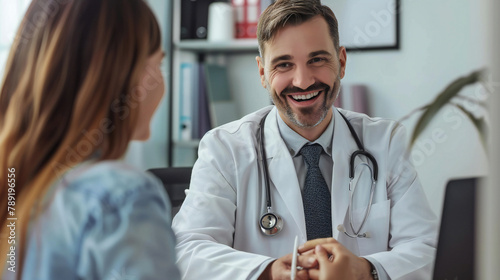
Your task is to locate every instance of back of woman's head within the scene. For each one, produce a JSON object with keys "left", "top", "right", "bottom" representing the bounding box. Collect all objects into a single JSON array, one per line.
[{"left": 0, "top": 0, "right": 161, "bottom": 276}]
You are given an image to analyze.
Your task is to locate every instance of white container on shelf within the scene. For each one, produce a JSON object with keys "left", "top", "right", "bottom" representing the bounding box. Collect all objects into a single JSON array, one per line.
[{"left": 207, "top": 2, "right": 234, "bottom": 42}]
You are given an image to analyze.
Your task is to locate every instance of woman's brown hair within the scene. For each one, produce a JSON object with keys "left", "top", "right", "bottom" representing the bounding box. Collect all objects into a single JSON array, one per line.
[{"left": 0, "top": 0, "right": 161, "bottom": 277}]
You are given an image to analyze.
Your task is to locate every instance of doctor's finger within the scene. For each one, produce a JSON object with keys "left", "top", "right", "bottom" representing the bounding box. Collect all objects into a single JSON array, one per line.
[
  {"left": 280, "top": 251, "right": 317, "bottom": 269},
  {"left": 274, "top": 253, "right": 312, "bottom": 268},
  {"left": 298, "top": 237, "right": 339, "bottom": 253},
  {"left": 315, "top": 245, "right": 356, "bottom": 280},
  {"left": 307, "top": 268, "right": 320, "bottom": 280},
  {"left": 271, "top": 255, "right": 309, "bottom": 280},
  {"left": 295, "top": 269, "right": 310, "bottom": 280},
  {"left": 279, "top": 253, "right": 293, "bottom": 265},
  {"left": 308, "top": 265, "right": 354, "bottom": 280},
  {"left": 283, "top": 269, "right": 309, "bottom": 280},
  {"left": 296, "top": 254, "right": 318, "bottom": 269},
  {"left": 315, "top": 243, "right": 355, "bottom": 264},
  {"left": 315, "top": 245, "right": 330, "bottom": 264},
  {"left": 299, "top": 248, "right": 315, "bottom": 256}
]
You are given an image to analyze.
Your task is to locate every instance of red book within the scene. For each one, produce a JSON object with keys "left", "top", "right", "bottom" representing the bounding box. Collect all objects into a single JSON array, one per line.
[
  {"left": 232, "top": 0, "right": 246, "bottom": 39},
  {"left": 245, "top": 0, "right": 260, "bottom": 38}
]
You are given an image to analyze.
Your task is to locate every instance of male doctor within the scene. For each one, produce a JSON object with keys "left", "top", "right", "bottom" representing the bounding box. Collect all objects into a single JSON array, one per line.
[{"left": 172, "top": 0, "right": 438, "bottom": 279}]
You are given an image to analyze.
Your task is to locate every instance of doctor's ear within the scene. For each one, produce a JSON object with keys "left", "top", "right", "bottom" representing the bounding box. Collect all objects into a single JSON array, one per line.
[
  {"left": 256, "top": 56, "right": 266, "bottom": 88},
  {"left": 338, "top": 46, "right": 347, "bottom": 79}
]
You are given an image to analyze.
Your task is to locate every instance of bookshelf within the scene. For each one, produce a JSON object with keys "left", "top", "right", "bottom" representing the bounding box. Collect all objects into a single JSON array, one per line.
[
  {"left": 168, "top": 0, "right": 268, "bottom": 167},
  {"left": 175, "top": 39, "right": 259, "bottom": 53},
  {"left": 173, "top": 139, "right": 201, "bottom": 149}
]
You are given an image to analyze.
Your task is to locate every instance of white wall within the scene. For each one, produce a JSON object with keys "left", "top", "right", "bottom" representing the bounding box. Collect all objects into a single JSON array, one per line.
[
  {"left": 0, "top": 0, "right": 170, "bottom": 171},
  {"left": 0, "top": 0, "right": 32, "bottom": 81},
  {"left": 341, "top": 0, "right": 486, "bottom": 119},
  {"left": 223, "top": 0, "right": 489, "bottom": 216},
  {"left": 478, "top": 0, "right": 500, "bottom": 277},
  {"left": 124, "top": 0, "right": 170, "bottom": 170},
  {"left": 227, "top": 53, "right": 271, "bottom": 116},
  {"left": 135, "top": 0, "right": 490, "bottom": 216},
  {"left": 338, "top": 0, "right": 489, "bottom": 216}
]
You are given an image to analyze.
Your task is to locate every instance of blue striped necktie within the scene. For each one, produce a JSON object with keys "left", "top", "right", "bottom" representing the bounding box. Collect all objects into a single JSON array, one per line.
[{"left": 300, "top": 144, "right": 332, "bottom": 240}]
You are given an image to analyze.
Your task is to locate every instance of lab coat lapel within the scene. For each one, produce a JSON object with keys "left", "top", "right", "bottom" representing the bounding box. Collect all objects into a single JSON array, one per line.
[
  {"left": 264, "top": 108, "right": 307, "bottom": 238},
  {"left": 331, "top": 109, "right": 361, "bottom": 239}
]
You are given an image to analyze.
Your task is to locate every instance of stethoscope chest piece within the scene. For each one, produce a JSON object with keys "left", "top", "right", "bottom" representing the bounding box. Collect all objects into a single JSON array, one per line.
[
  {"left": 259, "top": 211, "right": 283, "bottom": 236},
  {"left": 256, "top": 110, "right": 378, "bottom": 238},
  {"left": 258, "top": 112, "right": 284, "bottom": 236}
]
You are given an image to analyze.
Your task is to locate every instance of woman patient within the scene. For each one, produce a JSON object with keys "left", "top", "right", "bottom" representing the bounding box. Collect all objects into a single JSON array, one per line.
[
  {"left": 0, "top": 0, "right": 358, "bottom": 279},
  {"left": 0, "top": 0, "right": 179, "bottom": 279}
]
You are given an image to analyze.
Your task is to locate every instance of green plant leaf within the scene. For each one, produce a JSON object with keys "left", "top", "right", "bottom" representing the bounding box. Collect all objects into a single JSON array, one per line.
[
  {"left": 409, "top": 69, "right": 485, "bottom": 148},
  {"left": 453, "top": 104, "right": 488, "bottom": 151}
]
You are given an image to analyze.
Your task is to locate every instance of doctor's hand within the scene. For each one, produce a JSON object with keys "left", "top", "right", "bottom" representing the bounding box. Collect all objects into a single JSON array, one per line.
[
  {"left": 258, "top": 252, "right": 317, "bottom": 280},
  {"left": 298, "top": 238, "right": 373, "bottom": 280},
  {"left": 307, "top": 244, "right": 355, "bottom": 280}
]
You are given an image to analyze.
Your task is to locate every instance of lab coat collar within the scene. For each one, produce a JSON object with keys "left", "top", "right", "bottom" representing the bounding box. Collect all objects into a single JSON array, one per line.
[
  {"left": 275, "top": 112, "right": 334, "bottom": 158},
  {"left": 263, "top": 107, "right": 307, "bottom": 238}
]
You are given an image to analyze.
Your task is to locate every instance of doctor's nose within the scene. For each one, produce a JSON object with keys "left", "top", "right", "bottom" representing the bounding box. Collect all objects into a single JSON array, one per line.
[{"left": 292, "top": 66, "right": 315, "bottom": 91}]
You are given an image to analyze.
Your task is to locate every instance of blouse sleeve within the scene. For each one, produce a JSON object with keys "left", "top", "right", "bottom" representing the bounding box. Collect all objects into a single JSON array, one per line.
[{"left": 75, "top": 173, "right": 181, "bottom": 280}]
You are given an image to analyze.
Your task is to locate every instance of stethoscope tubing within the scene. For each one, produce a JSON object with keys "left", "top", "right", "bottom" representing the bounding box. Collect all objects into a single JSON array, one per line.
[
  {"left": 338, "top": 112, "right": 378, "bottom": 181},
  {"left": 258, "top": 109, "right": 379, "bottom": 238},
  {"left": 259, "top": 112, "right": 272, "bottom": 211}
]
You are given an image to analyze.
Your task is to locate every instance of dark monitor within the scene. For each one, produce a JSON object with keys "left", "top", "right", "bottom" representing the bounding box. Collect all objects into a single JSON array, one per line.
[{"left": 432, "top": 177, "right": 478, "bottom": 280}]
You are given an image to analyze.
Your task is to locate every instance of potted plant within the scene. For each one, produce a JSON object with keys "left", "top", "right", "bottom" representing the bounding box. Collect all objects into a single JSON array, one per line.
[{"left": 400, "top": 69, "right": 488, "bottom": 150}]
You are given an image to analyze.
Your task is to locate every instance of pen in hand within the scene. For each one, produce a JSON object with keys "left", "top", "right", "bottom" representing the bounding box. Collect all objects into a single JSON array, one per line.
[{"left": 291, "top": 236, "right": 299, "bottom": 280}]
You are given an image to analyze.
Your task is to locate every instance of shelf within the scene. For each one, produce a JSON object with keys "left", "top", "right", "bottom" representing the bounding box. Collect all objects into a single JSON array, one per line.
[
  {"left": 174, "top": 39, "right": 259, "bottom": 53},
  {"left": 173, "top": 139, "right": 201, "bottom": 148}
]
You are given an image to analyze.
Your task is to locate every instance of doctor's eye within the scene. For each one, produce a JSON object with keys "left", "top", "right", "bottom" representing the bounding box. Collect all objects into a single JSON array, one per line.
[
  {"left": 275, "top": 62, "right": 292, "bottom": 70},
  {"left": 309, "top": 57, "right": 327, "bottom": 65}
]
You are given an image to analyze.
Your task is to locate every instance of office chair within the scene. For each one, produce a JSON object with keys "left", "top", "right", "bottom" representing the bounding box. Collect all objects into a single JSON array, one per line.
[{"left": 147, "top": 167, "right": 192, "bottom": 218}]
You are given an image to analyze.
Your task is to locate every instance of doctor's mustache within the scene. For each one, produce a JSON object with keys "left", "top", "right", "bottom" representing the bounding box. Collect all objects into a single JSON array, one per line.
[{"left": 280, "top": 82, "right": 331, "bottom": 96}]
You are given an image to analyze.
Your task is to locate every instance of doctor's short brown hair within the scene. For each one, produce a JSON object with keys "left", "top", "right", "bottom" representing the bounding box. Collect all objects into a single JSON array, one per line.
[{"left": 257, "top": 0, "right": 340, "bottom": 58}]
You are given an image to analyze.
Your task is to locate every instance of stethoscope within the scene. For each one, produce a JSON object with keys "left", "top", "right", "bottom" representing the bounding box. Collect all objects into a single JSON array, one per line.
[{"left": 258, "top": 110, "right": 379, "bottom": 238}]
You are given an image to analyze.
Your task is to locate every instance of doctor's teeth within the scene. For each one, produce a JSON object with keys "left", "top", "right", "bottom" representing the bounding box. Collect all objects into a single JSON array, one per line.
[{"left": 292, "top": 91, "right": 319, "bottom": 100}]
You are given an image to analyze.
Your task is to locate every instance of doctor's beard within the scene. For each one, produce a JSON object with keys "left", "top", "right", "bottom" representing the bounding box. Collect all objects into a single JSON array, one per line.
[{"left": 266, "top": 75, "right": 341, "bottom": 128}]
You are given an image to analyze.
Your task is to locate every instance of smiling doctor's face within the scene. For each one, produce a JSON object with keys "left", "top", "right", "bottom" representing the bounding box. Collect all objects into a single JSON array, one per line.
[{"left": 257, "top": 15, "right": 346, "bottom": 141}]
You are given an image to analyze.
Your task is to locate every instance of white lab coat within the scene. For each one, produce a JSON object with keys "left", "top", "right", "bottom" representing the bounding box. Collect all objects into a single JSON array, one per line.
[{"left": 172, "top": 106, "right": 438, "bottom": 280}]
